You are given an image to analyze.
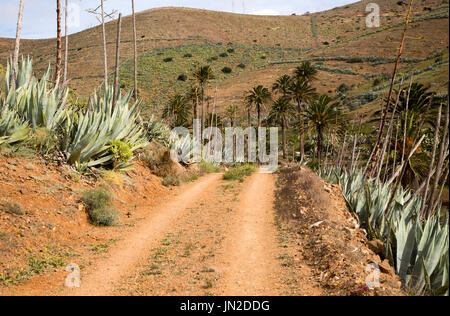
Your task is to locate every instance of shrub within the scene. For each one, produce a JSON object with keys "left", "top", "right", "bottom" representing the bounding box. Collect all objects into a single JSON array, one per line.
[
  {"left": 260, "top": 56, "right": 267, "bottom": 60},
  {"left": 1, "top": 201, "right": 25, "bottom": 215},
  {"left": 163, "top": 57, "right": 173, "bottom": 62},
  {"left": 227, "top": 48, "right": 235, "bottom": 53},
  {"left": 337, "top": 83, "right": 351, "bottom": 93},
  {"left": 183, "top": 53, "right": 193, "bottom": 58},
  {"left": 162, "top": 176, "right": 180, "bottom": 187},
  {"left": 219, "top": 53, "right": 228, "bottom": 58},
  {"left": 211, "top": 56, "right": 218, "bottom": 61},
  {"left": 80, "top": 189, "right": 117, "bottom": 226},
  {"left": 177, "top": 74, "right": 188, "bottom": 81},
  {"left": 199, "top": 161, "right": 221, "bottom": 173},
  {"left": 237, "top": 63, "right": 246, "bottom": 69},
  {"left": 223, "top": 164, "right": 256, "bottom": 182},
  {"left": 221, "top": 67, "right": 232, "bottom": 74}
]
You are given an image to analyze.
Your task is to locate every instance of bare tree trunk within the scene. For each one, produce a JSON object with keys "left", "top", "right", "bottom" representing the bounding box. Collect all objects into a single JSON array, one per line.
[
  {"left": 113, "top": 13, "right": 122, "bottom": 106},
  {"left": 367, "top": 0, "right": 414, "bottom": 178},
  {"left": 351, "top": 117, "right": 362, "bottom": 171},
  {"left": 101, "top": 0, "right": 108, "bottom": 86},
  {"left": 296, "top": 99, "right": 305, "bottom": 161},
  {"left": 420, "top": 103, "right": 442, "bottom": 217},
  {"left": 391, "top": 120, "right": 400, "bottom": 179},
  {"left": 426, "top": 95, "right": 450, "bottom": 215},
  {"left": 63, "top": 0, "right": 69, "bottom": 86},
  {"left": 10, "top": 0, "right": 25, "bottom": 91},
  {"left": 131, "top": 0, "right": 138, "bottom": 100},
  {"left": 55, "top": 0, "right": 62, "bottom": 83},
  {"left": 282, "top": 119, "right": 287, "bottom": 159},
  {"left": 431, "top": 166, "right": 449, "bottom": 214}
]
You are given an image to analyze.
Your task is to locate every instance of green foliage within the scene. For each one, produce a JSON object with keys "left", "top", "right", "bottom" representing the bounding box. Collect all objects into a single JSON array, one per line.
[
  {"left": 163, "top": 57, "right": 174, "bottom": 62},
  {"left": 63, "top": 85, "right": 147, "bottom": 171},
  {"left": 3, "top": 57, "right": 68, "bottom": 130},
  {"left": 109, "top": 140, "right": 133, "bottom": 167},
  {"left": 221, "top": 67, "right": 232, "bottom": 74},
  {"left": 146, "top": 115, "right": 171, "bottom": 146},
  {"left": 28, "top": 128, "right": 58, "bottom": 156},
  {"left": 198, "top": 161, "right": 221, "bottom": 173},
  {"left": 319, "top": 168, "right": 449, "bottom": 296},
  {"left": 162, "top": 94, "right": 191, "bottom": 127},
  {"left": 0, "top": 106, "right": 29, "bottom": 145},
  {"left": 219, "top": 53, "right": 228, "bottom": 58},
  {"left": 223, "top": 164, "right": 256, "bottom": 182},
  {"left": 81, "top": 189, "right": 118, "bottom": 226}
]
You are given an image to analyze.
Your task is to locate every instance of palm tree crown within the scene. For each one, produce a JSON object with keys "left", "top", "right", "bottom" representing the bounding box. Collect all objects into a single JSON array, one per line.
[
  {"left": 272, "top": 75, "right": 293, "bottom": 98},
  {"left": 162, "top": 94, "right": 191, "bottom": 127},
  {"left": 294, "top": 61, "right": 318, "bottom": 82}
]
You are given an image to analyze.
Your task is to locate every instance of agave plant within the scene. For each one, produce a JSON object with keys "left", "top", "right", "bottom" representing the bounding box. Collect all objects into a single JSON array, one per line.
[
  {"left": 4, "top": 57, "right": 68, "bottom": 130},
  {"left": 320, "top": 167, "right": 449, "bottom": 295},
  {"left": 146, "top": 115, "right": 171, "bottom": 146},
  {"left": 64, "top": 85, "right": 147, "bottom": 171},
  {"left": 0, "top": 106, "right": 29, "bottom": 145}
]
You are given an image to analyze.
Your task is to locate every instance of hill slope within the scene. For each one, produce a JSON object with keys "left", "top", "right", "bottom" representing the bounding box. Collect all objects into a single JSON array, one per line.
[{"left": 0, "top": 0, "right": 448, "bottom": 120}]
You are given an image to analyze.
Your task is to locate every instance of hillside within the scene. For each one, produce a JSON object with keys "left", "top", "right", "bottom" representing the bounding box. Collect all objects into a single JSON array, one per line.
[{"left": 0, "top": 0, "right": 448, "bottom": 121}]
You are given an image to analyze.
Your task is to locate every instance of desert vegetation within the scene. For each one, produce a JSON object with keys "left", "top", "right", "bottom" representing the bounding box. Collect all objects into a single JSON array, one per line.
[{"left": 0, "top": 0, "right": 448, "bottom": 297}]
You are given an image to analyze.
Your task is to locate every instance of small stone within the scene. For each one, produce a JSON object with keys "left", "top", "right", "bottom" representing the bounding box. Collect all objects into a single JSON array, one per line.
[{"left": 368, "top": 239, "right": 384, "bottom": 255}]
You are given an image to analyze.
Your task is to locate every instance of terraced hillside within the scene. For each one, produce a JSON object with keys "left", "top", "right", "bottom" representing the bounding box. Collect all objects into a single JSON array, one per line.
[{"left": 0, "top": 0, "right": 448, "bottom": 120}]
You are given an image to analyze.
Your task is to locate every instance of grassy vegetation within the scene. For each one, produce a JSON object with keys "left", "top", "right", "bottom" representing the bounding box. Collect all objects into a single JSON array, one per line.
[
  {"left": 80, "top": 189, "right": 118, "bottom": 226},
  {"left": 117, "top": 43, "right": 302, "bottom": 113},
  {"left": 223, "top": 164, "right": 256, "bottom": 182}
]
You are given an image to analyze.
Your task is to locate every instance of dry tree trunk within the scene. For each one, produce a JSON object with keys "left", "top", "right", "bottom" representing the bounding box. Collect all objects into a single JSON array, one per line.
[
  {"left": 131, "top": 0, "right": 138, "bottom": 100},
  {"left": 10, "top": 0, "right": 25, "bottom": 91},
  {"left": 426, "top": 95, "right": 449, "bottom": 216},
  {"left": 113, "top": 13, "right": 122, "bottom": 106},
  {"left": 376, "top": 78, "right": 403, "bottom": 182},
  {"left": 367, "top": 0, "right": 414, "bottom": 178},
  {"left": 350, "top": 117, "right": 362, "bottom": 172},
  {"left": 55, "top": 0, "right": 62, "bottom": 82},
  {"left": 391, "top": 120, "right": 400, "bottom": 179},
  {"left": 420, "top": 103, "right": 442, "bottom": 218},
  {"left": 63, "top": 0, "right": 69, "bottom": 86},
  {"left": 101, "top": 0, "right": 108, "bottom": 86}
]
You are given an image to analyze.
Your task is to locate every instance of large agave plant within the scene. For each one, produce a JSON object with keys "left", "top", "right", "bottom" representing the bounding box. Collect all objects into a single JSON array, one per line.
[
  {"left": 4, "top": 57, "right": 68, "bottom": 130},
  {"left": 320, "top": 167, "right": 449, "bottom": 296},
  {"left": 0, "top": 106, "right": 29, "bottom": 145},
  {"left": 64, "top": 85, "right": 147, "bottom": 170}
]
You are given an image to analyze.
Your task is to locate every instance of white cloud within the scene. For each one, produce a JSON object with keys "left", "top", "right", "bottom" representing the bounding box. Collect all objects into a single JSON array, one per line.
[{"left": 251, "top": 9, "right": 281, "bottom": 16}]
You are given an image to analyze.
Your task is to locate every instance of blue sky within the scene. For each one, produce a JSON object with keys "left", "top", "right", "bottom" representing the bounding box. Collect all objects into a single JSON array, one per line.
[{"left": 0, "top": 0, "right": 358, "bottom": 39}]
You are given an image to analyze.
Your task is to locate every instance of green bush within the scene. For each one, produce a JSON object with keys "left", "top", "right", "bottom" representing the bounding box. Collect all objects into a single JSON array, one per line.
[
  {"left": 109, "top": 140, "right": 133, "bottom": 167},
  {"left": 237, "top": 63, "right": 246, "bottom": 69},
  {"left": 219, "top": 53, "right": 228, "bottom": 58},
  {"left": 80, "top": 189, "right": 118, "bottom": 226},
  {"left": 183, "top": 53, "right": 193, "bottom": 58},
  {"left": 199, "top": 161, "right": 221, "bottom": 173},
  {"left": 221, "top": 67, "right": 232, "bottom": 74},
  {"left": 163, "top": 57, "right": 173, "bottom": 62},
  {"left": 223, "top": 164, "right": 256, "bottom": 182},
  {"left": 177, "top": 74, "right": 188, "bottom": 81},
  {"left": 227, "top": 48, "right": 235, "bottom": 54}
]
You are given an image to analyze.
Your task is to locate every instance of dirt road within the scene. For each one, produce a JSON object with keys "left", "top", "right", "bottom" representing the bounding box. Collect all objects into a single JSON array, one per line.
[{"left": 4, "top": 171, "right": 321, "bottom": 296}]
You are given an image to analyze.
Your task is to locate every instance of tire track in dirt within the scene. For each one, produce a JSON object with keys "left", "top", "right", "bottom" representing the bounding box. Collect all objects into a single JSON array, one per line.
[
  {"left": 63, "top": 173, "right": 223, "bottom": 296},
  {"left": 215, "top": 173, "right": 281, "bottom": 296}
]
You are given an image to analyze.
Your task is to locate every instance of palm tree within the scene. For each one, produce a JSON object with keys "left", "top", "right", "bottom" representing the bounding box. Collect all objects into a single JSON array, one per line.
[
  {"left": 289, "top": 78, "right": 317, "bottom": 161},
  {"left": 245, "top": 85, "right": 272, "bottom": 133},
  {"left": 293, "top": 61, "right": 318, "bottom": 82},
  {"left": 225, "top": 104, "right": 238, "bottom": 128},
  {"left": 193, "top": 66, "right": 215, "bottom": 133},
  {"left": 10, "top": 0, "right": 25, "bottom": 91},
  {"left": 268, "top": 97, "right": 295, "bottom": 159},
  {"left": 272, "top": 75, "right": 293, "bottom": 99},
  {"left": 186, "top": 86, "right": 201, "bottom": 122},
  {"left": 305, "top": 95, "right": 339, "bottom": 164},
  {"left": 162, "top": 94, "right": 191, "bottom": 128}
]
